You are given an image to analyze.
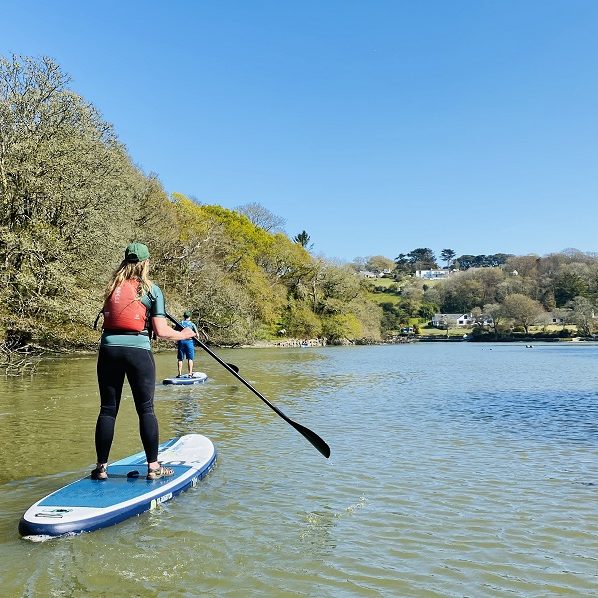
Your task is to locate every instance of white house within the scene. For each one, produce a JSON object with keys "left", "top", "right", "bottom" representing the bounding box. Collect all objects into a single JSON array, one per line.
[
  {"left": 415, "top": 269, "right": 450, "bottom": 280},
  {"left": 544, "top": 312, "right": 566, "bottom": 325},
  {"left": 432, "top": 313, "right": 475, "bottom": 327},
  {"left": 358, "top": 270, "right": 388, "bottom": 279}
]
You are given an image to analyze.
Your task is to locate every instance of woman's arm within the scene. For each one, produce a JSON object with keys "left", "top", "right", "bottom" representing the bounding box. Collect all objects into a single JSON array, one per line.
[
  {"left": 152, "top": 316, "right": 196, "bottom": 341},
  {"left": 146, "top": 284, "right": 195, "bottom": 341}
]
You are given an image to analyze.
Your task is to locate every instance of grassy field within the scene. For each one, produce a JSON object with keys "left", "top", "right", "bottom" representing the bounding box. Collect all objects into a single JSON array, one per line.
[{"left": 365, "top": 277, "right": 402, "bottom": 305}]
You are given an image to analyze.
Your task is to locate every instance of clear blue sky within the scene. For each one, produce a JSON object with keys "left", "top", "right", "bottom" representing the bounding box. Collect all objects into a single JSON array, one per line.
[{"left": 2, "top": 1, "right": 598, "bottom": 262}]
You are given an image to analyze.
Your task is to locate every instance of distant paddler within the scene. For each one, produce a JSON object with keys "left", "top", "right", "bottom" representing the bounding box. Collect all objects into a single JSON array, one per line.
[{"left": 177, "top": 311, "right": 199, "bottom": 377}]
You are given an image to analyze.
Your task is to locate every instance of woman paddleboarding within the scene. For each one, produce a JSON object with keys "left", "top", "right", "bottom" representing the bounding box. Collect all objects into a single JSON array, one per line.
[{"left": 94, "top": 242, "right": 196, "bottom": 481}]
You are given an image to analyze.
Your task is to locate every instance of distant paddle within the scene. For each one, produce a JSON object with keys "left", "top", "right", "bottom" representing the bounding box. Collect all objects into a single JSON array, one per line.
[{"left": 164, "top": 311, "right": 331, "bottom": 458}]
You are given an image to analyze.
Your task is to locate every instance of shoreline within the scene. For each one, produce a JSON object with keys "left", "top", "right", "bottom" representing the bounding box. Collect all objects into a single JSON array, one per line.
[
  {"left": 239, "top": 338, "right": 327, "bottom": 349},
  {"left": 240, "top": 334, "right": 597, "bottom": 348},
  {"left": 10, "top": 335, "right": 596, "bottom": 359}
]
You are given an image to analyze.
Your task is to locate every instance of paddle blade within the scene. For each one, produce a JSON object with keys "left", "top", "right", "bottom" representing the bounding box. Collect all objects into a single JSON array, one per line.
[
  {"left": 165, "top": 310, "right": 330, "bottom": 458},
  {"left": 289, "top": 419, "right": 331, "bottom": 458}
]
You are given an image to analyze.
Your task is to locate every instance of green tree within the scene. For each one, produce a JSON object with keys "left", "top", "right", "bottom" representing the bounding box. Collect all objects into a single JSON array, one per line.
[
  {"left": 554, "top": 271, "right": 588, "bottom": 306},
  {"left": 365, "top": 255, "right": 395, "bottom": 275},
  {"left": 567, "top": 296, "right": 596, "bottom": 337},
  {"left": 483, "top": 303, "right": 506, "bottom": 334},
  {"left": 393, "top": 248, "right": 437, "bottom": 274},
  {"left": 393, "top": 253, "right": 411, "bottom": 276},
  {"left": 440, "top": 278, "right": 484, "bottom": 313},
  {"left": 293, "top": 230, "right": 311, "bottom": 248},
  {"left": 418, "top": 302, "right": 438, "bottom": 319},
  {"left": 321, "top": 313, "right": 362, "bottom": 343},
  {"left": 501, "top": 294, "right": 544, "bottom": 334},
  {"left": 281, "top": 301, "right": 322, "bottom": 338},
  {"left": 457, "top": 253, "right": 513, "bottom": 269},
  {"left": 504, "top": 255, "right": 540, "bottom": 278},
  {"left": 0, "top": 54, "right": 145, "bottom": 345},
  {"left": 440, "top": 248, "right": 456, "bottom": 269},
  {"left": 408, "top": 248, "right": 437, "bottom": 270}
]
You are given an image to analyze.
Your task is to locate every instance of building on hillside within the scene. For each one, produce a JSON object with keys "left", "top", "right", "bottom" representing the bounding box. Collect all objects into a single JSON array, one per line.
[
  {"left": 432, "top": 313, "right": 475, "bottom": 327},
  {"left": 544, "top": 312, "right": 567, "bottom": 325},
  {"left": 477, "top": 315, "right": 495, "bottom": 327},
  {"left": 415, "top": 269, "right": 450, "bottom": 280},
  {"left": 358, "top": 269, "right": 392, "bottom": 278}
]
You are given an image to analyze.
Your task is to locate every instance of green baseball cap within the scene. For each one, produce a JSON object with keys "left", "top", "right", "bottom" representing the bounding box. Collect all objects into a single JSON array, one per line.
[
  {"left": 124, "top": 242, "right": 150, "bottom": 263},
  {"left": 183, "top": 310, "right": 192, "bottom": 318}
]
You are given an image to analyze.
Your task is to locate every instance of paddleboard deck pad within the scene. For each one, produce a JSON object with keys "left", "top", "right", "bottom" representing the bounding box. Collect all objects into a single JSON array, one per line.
[
  {"left": 163, "top": 372, "right": 208, "bottom": 385},
  {"left": 19, "top": 434, "right": 216, "bottom": 539}
]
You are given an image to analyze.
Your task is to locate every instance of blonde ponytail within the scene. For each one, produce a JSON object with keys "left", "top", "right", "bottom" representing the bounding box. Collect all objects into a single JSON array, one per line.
[{"left": 104, "top": 260, "right": 153, "bottom": 300}]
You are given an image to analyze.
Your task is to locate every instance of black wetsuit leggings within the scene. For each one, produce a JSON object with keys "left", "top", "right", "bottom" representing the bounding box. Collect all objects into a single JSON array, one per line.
[{"left": 95, "top": 345, "right": 159, "bottom": 464}]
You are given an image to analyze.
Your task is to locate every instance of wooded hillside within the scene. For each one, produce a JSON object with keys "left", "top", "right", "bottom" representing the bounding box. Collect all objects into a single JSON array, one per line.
[{"left": 0, "top": 55, "right": 381, "bottom": 350}]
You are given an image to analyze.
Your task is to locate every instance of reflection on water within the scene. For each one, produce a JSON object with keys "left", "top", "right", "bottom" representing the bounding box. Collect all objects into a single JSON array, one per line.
[{"left": 1, "top": 343, "right": 598, "bottom": 596}]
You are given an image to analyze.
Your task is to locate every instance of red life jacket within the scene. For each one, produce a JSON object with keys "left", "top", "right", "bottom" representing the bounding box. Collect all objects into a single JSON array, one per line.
[{"left": 102, "top": 280, "right": 149, "bottom": 332}]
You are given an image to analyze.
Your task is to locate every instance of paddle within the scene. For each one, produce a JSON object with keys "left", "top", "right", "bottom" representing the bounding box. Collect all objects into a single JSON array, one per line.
[{"left": 165, "top": 311, "right": 331, "bottom": 458}]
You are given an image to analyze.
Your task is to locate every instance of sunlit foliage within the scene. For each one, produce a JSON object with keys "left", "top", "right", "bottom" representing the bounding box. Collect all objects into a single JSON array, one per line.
[{"left": 0, "top": 55, "right": 381, "bottom": 349}]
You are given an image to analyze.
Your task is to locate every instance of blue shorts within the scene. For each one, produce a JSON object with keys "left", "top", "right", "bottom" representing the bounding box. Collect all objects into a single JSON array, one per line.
[{"left": 177, "top": 341, "right": 195, "bottom": 361}]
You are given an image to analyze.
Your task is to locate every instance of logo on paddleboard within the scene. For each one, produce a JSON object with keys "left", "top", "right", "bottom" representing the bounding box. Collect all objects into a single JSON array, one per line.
[{"left": 150, "top": 493, "right": 173, "bottom": 509}]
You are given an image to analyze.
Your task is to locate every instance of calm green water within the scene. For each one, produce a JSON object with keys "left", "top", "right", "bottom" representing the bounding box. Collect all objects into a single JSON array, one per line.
[{"left": 1, "top": 342, "right": 598, "bottom": 597}]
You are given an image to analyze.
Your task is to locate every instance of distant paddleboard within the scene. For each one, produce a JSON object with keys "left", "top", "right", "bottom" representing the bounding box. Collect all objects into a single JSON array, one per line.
[
  {"left": 19, "top": 434, "right": 216, "bottom": 540},
  {"left": 163, "top": 372, "right": 208, "bottom": 385}
]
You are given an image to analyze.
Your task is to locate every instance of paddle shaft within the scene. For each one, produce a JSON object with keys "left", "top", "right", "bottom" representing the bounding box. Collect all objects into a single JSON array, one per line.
[{"left": 164, "top": 312, "right": 331, "bottom": 458}]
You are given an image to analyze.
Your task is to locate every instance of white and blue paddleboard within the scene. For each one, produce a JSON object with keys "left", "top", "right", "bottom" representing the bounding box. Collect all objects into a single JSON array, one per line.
[
  {"left": 19, "top": 434, "right": 216, "bottom": 540},
  {"left": 163, "top": 372, "right": 208, "bottom": 385}
]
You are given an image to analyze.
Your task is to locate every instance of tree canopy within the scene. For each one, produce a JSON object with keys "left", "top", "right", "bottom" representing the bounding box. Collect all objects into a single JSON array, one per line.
[{"left": 0, "top": 54, "right": 381, "bottom": 350}]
